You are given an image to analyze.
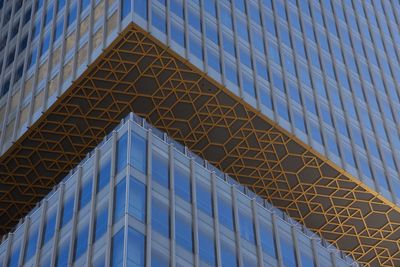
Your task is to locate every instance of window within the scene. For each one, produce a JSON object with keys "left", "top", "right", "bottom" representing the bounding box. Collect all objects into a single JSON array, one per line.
[
  {"left": 259, "top": 220, "right": 276, "bottom": 258},
  {"left": 131, "top": 132, "right": 147, "bottom": 173},
  {"left": 279, "top": 230, "right": 297, "bottom": 267},
  {"left": 7, "top": 244, "right": 20, "bottom": 267},
  {"left": 152, "top": 197, "right": 169, "bottom": 237},
  {"left": 122, "top": 0, "right": 131, "bottom": 19},
  {"left": 198, "top": 225, "right": 216, "bottom": 266},
  {"left": 41, "top": 209, "right": 56, "bottom": 245},
  {"left": 113, "top": 178, "right": 126, "bottom": 222},
  {"left": 93, "top": 204, "right": 108, "bottom": 242},
  {"left": 217, "top": 196, "right": 234, "bottom": 230},
  {"left": 127, "top": 228, "right": 145, "bottom": 267},
  {"left": 175, "top": 211, "right": 193, "bottom": 252},
  {"left": 81, "top": 0, "right": 90, "bottom": 12},
  {"left": 151, "top": 249, "right": 169, "bottom": 267},
  {"left": 97, "top": 157, "right": 111, "bottom": 192},
  {"left": 67, "top": 4, "right": 77, "bottom": 26},
  {"left": 111, "top": 229, "right": 124, "bottom": 267},
  {"left": 196, "top": 180, "right": 213, "bottom": 216},
  {"left": 55, "top": 19, "right": 64, "bottom": 40},
  {"left": 152, "top": 7, "right": 166, "bottom": 33},
  {"left": 78, "top": 178, "right": 92, "bottom": 210},
  {"left": 73, "top": 224, "right": 89, "bottom": 261},
  {"left": 152, "top": 150, "right": 169, "bottom": 188},
  {"left": 56, "top": 239, "right": 70, "bottom": 267},
  {"left": 300, "top": 242, "right": 315, "bottom": 267},
  {"left": 29, "top": 48, "right": 38, "bottom": 68},
  {"left": 134, "top": 0, "right": 147, "bottom": 19},
  {"left": 174, "top": 164, "right": 191, "bottom": 202},
  {"left": 44, "top": 5, "right": 53, "bottom": 26},
  {"left": 57, "top": 0, "right": 66, "bottom": 12},
  {"left": 60, "top": 195, "right": 74, "bottom": 227},
  {"left": 116, "top": 133, "right": 128, "bottom": 173},
  {"left": 239, "top": 210, "right": 255, "bottom": 244},
  {"left": 220, "top": 239, "right": 237, "bottom": 267},
  {"left": 129, "top": 177, "right": 146, "bottom": 222},
  {"left": 23, "top": 224, "right": 39, "bottom": 263},
  {"left": 40, "top": 33, "right": 50, "bottom": 56}
]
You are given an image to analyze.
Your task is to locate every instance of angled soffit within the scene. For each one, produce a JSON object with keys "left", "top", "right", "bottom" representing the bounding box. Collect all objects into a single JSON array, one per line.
[{"left": 1, "top": 24, "right": 400, "bottom": 266}]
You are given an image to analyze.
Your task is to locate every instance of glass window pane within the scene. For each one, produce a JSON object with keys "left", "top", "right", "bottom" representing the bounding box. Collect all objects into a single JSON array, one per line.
[
  {"left": 60, "top": 195, "right": 74, "bottom": 228},
  {"left": 23, "top": 223, "right": 39, "bottom": 263},
  {"left": 131, "top": 132, "right": 147, "bottom": 173},
  {"left": 73, "top": 224, "right": 89, "bottom": 261},
  {"left": 7, "top": 244, "right": 20, "bottom": 267},
  {"left": 42, "top": 209, "right": 56, "bottom": 245},
  {"left": 127, "top": 228, "right": 145, "bottom": 267},
  {"left": 116, "top": 133, "right": 128, "bottom": 173},
  {"left": 152, "top": 150, "right": 169, "bottom": 188},
  {"left": 220, "top": 239, "right": 237, "bottom": 267},
  {"left": 97, "top": 157, "right": 111, "bottom": 193},
  {"left": 151, "top": 248, "right": 169, "bottom": 267},
  {"left": 78, "top": 178, "right": 92, "bottom": 210},
  {"left": 129, "top": 177, "right": 146, "bottom": 222},
  {"left": 217, "top": 196, "right": 234, "bottom": 230},
  {"left": 196, "top": 180, "right": 213, "bottom": 216},
  {"left": 279, "top": 230, "right": 297, "bottom": 267},
  {"left": 93, "top": 204, "right": 108, "bottom": 242},
  {"left": 152, "top": 197, "right": 169, "bottom": 237},
  {"left": 111, "top": 229, "right": 124, "bottom": 267},
  {"left": 113, "top": 178, "right": 126, "bottom": 222},
  {"left": 174, "top": 165, "right": 191, "bottom": 202},
  {"left": 239, "top": 210, "right": 255, "bottom": 244},
  {"left": 55, "top": 239, "right": 70, "bottom": 267},
  {"left": 259, "top": 220, "right": 276, "bottom": 258},
  {"left": 198, "top": 225, "right": 215, "bottom": 266},
  {"left": 175, "top": 212, "right": 193, "bottom": 252}
]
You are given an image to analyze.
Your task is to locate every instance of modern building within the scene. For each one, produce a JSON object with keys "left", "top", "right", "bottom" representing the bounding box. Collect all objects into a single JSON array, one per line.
[
  {"left": 0, "top": 115, "right": 358, "bottom": 267},
  {"left": 0, "top": 0, "right": 399, "bottom": 266}
]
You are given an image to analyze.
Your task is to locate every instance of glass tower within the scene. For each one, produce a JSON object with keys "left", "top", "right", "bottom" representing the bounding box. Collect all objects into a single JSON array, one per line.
[
  {"left": 0, "top": 114, "right": 358, "bottom": 267},
  {"left": 0, "top": 0, "right": 399, "bottom": 265}
]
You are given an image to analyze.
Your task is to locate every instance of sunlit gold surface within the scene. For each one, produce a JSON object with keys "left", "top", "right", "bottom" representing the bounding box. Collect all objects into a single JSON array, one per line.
[{"left": 0, "top": 24, "right": 399, "bottom": 266}]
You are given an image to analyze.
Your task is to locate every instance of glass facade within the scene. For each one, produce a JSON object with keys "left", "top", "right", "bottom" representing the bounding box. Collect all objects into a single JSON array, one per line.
[
  {"left": 0, "top": 113, "right": 358, "bottom": 266},
  {"left": 1, "top": 0, "right": 400, "bottom": 204}
]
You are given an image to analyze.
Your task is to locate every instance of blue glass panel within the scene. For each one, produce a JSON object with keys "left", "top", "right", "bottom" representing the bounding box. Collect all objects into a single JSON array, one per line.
[
  {"left": 73, "top": 224, "right": 89, "bottom": 261},
  {"left": 55, "top": 19, "right": 64, "bottom": 40},
  {"left": 44, "top": 5, "right": 53, "bottom": 26},
  {"left": 198, "top": 226, "right": 216, "bottom": 266},
  {"left": 23, "top": 225, "right": 39, "bottom": 263},
  {"left": 60, "top": 195, "right": 74, "bottom": 227},
  {"left": 174, "top": 166, "right": 191, "bottom": 202},
  {"left": 122, "top": 0, "right": 131, "bottom": 19},
  {"left": 131, "top": 132, "right": 147, "bottom": 173},
  {"left": 7, "top": 244, "right": 20, "bottom": 267},
  {"left": 42, "top": 209, "right": 56, "bottom": 245},
  {"left": 113, "top": 178, "right": 126, "bottom": 222},
  {"left": 152, "top": 151, "right": 169, "bottom": 188},
  {"left": 152, "top": 8, "right": 166, "bottom": 33},
  {"left": 279, "top": 231, "right": 297, "bottom": 267},
  {"left": 196, "top": 181, "right": 213, "bottom": 216},
  {"left": 220, "top": 239, "right": 237, "bottom": 267},
  {"left": 93, "top": 205, "right": 108, "bottom": 242},
  {"left": 152, "top": 197, "right": 169, "bottom": 237},
  {"left": 175, "top": 212, "right": 193, "bottom": 252},
  {"left": 56, "top": 239, "right": 70, "bottom": 267},
  {"left": 67, "top": 4, "right": 77, "bottom": 26},
  {"left": 111, "top": 229, "right": 124, "bottom": 267},
  {"left": 81, "top": 0, "right": 90, "bottom": 11},
  {"left": 127, "top": 228, "right": 145, "bottom": 267},
  {"left": 129, "top": 177, "right": 146, "bottom": 222},
  {"left": 116, "top": 133, "right": 128, "bottom": 173},
  {"left": 217, "top": 196, "right": 234, "bottom": 230},
  {"left": 259, "top": 220, "right": 276, "bottom": 258},
  {"left": 57, "top": 0, "right": 66, "bottom": 12},
  {"left": 134, "top": 0, "right": 147, "bottom": 19},
  {"left": 97, "top": 158, "right": 111, "bottom": 193},
  {"left": 151, "top": 249, "right": 169, "bottom": 267},
  {"left": 239, "top": 210, "right": 255, "bottom": 244},
  {"left": 78, "top": 178, "right": 92, "bottom": 210}
]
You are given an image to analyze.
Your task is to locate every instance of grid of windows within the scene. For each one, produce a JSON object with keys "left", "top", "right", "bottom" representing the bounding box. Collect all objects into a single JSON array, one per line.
[
  {"left": 0, "top": 113, "right": 357, "bottom": 267},
  {"left": 0, "top": 0, "right": 400, "bottom": 205}
]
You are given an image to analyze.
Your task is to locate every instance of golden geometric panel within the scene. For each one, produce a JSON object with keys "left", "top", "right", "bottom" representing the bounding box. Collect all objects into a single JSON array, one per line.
[{"left": 0, "top": 23, "right": 399, "bottom": 266}]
